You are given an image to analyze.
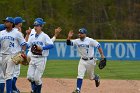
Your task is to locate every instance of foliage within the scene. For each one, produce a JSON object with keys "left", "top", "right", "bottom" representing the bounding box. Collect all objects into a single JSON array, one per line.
[{"left": 0, "top": 0, "right": 140, "bottom": 39}]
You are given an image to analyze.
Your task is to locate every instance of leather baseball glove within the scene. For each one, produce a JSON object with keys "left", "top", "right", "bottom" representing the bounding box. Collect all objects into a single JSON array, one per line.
[
  {"left": 98, "top": 58, "right": 106, "bottom": 69},
  {"left": 12, "top": 52, "right": 29, "bottom": 66},
  {"left": 31, "top": 44, "right": 42, "bottom": 55}
]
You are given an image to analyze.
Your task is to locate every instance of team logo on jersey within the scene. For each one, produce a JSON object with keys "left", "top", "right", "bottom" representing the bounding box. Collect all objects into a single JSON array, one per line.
[
  {"left": 1, "top": 36, "right": 14, "bottom": 41},
  {"left": 32, "top": 41, "right": 43, "bottom": 46},
  {"left": 78, "top": 44, "right": 89, "bottom": 48}
]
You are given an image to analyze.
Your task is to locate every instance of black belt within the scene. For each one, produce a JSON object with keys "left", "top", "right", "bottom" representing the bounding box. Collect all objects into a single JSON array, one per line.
[
  {"left": 33, "top": 56, "right": 40, "bottom": 58},
  {"left": 2, "top": 53, "right": 9, "bottom": 55},
  {"left": 82, "top": 57, "right": 93, "bottom": 61}
]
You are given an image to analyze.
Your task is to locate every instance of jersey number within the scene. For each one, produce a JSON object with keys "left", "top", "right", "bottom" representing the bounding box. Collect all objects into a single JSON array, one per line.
[{"left": 9, "top": 42, "right": 14, "bottom": 47}]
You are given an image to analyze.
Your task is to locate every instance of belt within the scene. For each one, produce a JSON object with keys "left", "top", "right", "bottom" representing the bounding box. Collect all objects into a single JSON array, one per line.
[
  {"left": 33, "top": 56, "right": 40, "bottom": 58},
  {"left": 2, "top": 53, "right": 9, "bottom": 55},
  {"left": 32, "top": 55, "right": 42, "bottom": 58},
  {"left": 82, "top": 57, "right": 93, "bottom": 61}
]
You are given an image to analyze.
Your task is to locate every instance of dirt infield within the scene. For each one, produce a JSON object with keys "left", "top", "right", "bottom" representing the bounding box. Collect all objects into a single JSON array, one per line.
[{"left": 16, "top": 78, "right": 140, "bottom": 93}]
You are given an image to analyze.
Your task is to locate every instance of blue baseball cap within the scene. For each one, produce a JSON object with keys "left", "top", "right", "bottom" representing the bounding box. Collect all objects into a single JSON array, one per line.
[
  {"left": 14, "top": 17, "right": 25, "bottom": 25},
  {"left": 2, "top": 17, "right": 15, "bottom": 23},
  {"left": 79, "top": 28, "right": 87, "bottom": 34},
  {"left": 0, "top": 24, "right": 6, "bottom": 31},
  {"left": 33, "top": 20, "right": 45, "bottom": 26},
  {"left": 35, "top": 18, "right": 46, "bottom": 24}
]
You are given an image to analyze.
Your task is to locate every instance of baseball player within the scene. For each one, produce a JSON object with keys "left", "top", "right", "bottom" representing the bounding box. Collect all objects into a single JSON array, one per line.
[
  {"left": 12, "top": 17, "right": 25, "bottom": 93},
  {"left": 25, "top": 18, "right": 61, "bottom": 93},
  {"left": 0, "top": 17, "right": 26, "bottom": 93},
  {"left": 0, "top": 22, "right": 10, "bottom": 93},
  {"left": 0, "top": 24, "right": 6, "bottom": 93},
  {"left": 27, "top": 19, "right": 54, "bottom": 93},
  {"left": 66, "top": 28, "right": 106, "bottom": 93}
]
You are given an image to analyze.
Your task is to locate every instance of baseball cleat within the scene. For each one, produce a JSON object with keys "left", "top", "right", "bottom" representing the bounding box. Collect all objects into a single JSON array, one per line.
[
  {"left": 30, "top": 90, "right": 36, "bottom": 93},
  {"left": 94, "top": 74, "right": 100, "bottom": 87},
  {"left": 12, "top": 89, "right": 20, "bottom": 93},
  {"left": 72, "top": 89, "right": 80, "bottom": 93}
]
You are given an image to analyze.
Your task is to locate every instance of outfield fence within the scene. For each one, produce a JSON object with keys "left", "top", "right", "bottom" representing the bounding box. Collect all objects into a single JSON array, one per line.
[{"left": 48, "top": 40, "right": 140, "bottom": 60}]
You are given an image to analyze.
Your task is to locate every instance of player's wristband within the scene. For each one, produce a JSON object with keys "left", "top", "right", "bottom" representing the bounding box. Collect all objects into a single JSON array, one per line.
[{"left": 66, "top": 40, "right": 72, "bottom": 45}]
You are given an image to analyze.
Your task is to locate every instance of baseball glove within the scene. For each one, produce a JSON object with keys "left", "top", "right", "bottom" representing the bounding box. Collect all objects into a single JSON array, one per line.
[
  {"left": 11, "top": 52, "right": 29, "bottom": 66},
  {"left": 31, "top": 44, "right": 42, "bottom": 55},
  {"left": 98, "top": 58, "right": 106, "bottom": 69}
]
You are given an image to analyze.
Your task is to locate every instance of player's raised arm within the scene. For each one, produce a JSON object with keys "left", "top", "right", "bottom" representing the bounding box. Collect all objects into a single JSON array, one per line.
[
  {"left": 51, "top": 27, "right": 62, "bottom": 42},
  {"left": 25, "top": 27, "right": 32, "bottom": 42},
  {"left": 66, "top": 30, "right": 73, "bottom": 45}
]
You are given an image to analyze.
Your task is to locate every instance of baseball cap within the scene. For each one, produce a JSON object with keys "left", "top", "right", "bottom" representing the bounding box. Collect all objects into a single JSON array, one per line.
[
  {"left": 33, "top": 20, "right": 45, "bottom": 26},
  {"left": 2, "top": 17, "right": 15, "bottom": 23},
  {"left": 0, "top": 24, "right": 6, "bottom": 31},
  {"left": 35, "top": 18, "right": 46, "bottom": 24},
  {"left": 79, "top": 28, "right": 87, "bottom": 34},
  {"left": 14, "top": 17, "right": 25, "bottom": 25}
]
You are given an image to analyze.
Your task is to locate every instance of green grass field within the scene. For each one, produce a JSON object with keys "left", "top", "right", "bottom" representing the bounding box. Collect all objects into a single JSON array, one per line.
[{"left": 20, "top": 60, "right": 140, "bottom": 80}]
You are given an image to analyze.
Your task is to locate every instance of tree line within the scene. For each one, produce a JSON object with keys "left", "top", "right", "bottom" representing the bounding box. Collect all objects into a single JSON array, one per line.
[{"left": 0, "top": 0, "right": 140, "bottom": 39}]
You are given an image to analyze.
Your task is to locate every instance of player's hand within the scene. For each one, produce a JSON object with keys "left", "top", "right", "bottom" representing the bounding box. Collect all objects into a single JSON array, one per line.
[
  {"left": 68, "top": 30, "right": 74, "bottom": 38},
  {"left": 26, "top": 27, "right": 31, "bottom": 35},
  {"left": 54, "top": 27, "right": 62, "bottom": 37}
]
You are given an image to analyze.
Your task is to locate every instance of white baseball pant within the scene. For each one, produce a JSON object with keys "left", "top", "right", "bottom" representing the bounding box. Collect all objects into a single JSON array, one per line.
[
  {"left": 2, "top": 54, "right": 16, "bottom": 80},
  {"left": 77, "top": 58, "right": 96, "bottom": 79},
  {"left": 27, "top": 56, "right": 47, "bottom": 85}
]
